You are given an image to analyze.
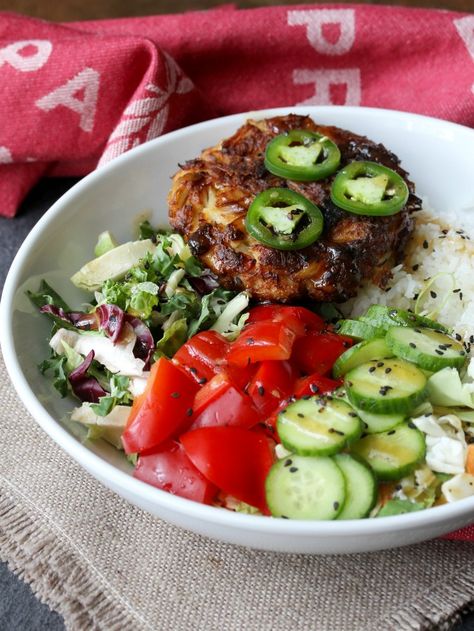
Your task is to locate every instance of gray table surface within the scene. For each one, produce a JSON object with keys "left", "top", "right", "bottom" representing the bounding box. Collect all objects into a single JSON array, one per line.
[{"left": 0, "top": 177, "right": 473, "bottom": 631}]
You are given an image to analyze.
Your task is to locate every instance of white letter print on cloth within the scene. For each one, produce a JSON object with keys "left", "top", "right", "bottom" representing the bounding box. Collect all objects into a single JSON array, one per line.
[
  {"left": 454, "top": 15, "right": 474, "bottom": 94},
  {"left": 288, "top": 9, "right": 361, "bottom": 106},
  {"left": 0, "top": 147, "right": 13, "bottom": 163},
  {"left": 288, "top": 9, "right": 355, "bottom": 55},
  {"left": 36, "top": 67, "right": 100, "bottom": 133},
  {"left": 98, "top": 52, "right": 194, "bottom": 166},
  {"left": 0, "top": 39, "right": 52, "bottom": 72},
  {"left": 292, "top": 68, "right": 361, "bottom": 106}
]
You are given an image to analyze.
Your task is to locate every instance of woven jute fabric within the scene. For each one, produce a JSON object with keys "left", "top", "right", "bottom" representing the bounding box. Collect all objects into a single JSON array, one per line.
[{"left": 0, "top": 353, "right": 473, "bottom": 631}]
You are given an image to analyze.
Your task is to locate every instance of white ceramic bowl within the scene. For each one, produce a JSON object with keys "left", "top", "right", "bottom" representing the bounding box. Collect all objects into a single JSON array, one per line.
[{"left": 2, "top": 107, "right": 474, "bottom": 554}]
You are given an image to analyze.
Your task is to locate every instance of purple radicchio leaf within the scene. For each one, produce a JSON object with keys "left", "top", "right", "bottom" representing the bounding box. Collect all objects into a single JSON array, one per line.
[
  {"left": 96, "top": 304, "right": 125, "bottom": 343},
  {"left": 39, "top": 305, "right": 99, "bottom": 332},
  {"left": 126, "top": 316, "right": 154, "bottom": 369},
  {"left": 68, "top": 350, "right": 107, "bottom": 403},
  {"left": 187, "top": 270, "right": 220, "bottom": 295}
]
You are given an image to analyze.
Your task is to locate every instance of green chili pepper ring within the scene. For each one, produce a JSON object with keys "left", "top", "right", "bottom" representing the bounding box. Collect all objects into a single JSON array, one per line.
[
  {"left": 330, "top": 161, "right": 409, "bottom": 216},
  {"left": 265, "top": 130, "right": 341, "bottom": 182},
  {"left": 245, "top": 187, "right": 324, "bottom": 251}
]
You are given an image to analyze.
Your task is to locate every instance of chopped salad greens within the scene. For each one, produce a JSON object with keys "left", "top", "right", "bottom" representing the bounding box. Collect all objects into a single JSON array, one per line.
[{"left": 29, "top": 225, "right": 474, "bottom": 520}]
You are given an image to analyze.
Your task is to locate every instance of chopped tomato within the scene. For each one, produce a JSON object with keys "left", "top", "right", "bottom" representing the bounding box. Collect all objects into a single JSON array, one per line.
[
  {"left": 122, "top": 358, "right": 199, "bottom": 454},
  {"left": 133, "top": 440, "right": 217, "bottom": 504},
  {"left": 247, "top": 305, "right": 324, "bottom": 338},
  {"left": 291, "top": 331, "right": 352, "bottom": 376},
  {"left": 173, "top": 330, "right": 229, "bottom": 384},
  {"left": 226, "top": 321, "right": 296, "bottom": 367},
  {"left": 180, "top": 426, "right": 274, "bottom": 512},
  {"left": 248, "top": 360, "right": 297, "bottom": 417},
  {"left": 294, "top": 372, "right": 342, "bottom": 398},
  {"left": 190, "top": 372, "right": 260, "bottom": 430}
]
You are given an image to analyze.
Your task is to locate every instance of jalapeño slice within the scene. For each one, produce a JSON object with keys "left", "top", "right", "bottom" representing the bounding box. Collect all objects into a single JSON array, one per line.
[
  {"left": 330, "top": 161, "right": 409, "bottom": 216},
  {"left": 265, "top": 130, "right": 341, "bottom": 182},
  {"left": 245, "top": 187, "right": 324, "bottom": 250}
]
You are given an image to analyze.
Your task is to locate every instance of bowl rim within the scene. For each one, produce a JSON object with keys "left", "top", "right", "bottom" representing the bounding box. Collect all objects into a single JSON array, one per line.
[{"left": 2, "top": 105, "right": 474, "bottom": 539}]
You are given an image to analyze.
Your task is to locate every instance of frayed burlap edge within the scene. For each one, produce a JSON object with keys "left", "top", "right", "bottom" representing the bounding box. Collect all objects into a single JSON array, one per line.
[
  {"left": 0, "top": 487, "right": 147, "bottom": 631},
  {"left": 379, "top": 561, "right": 474, "bottom": 631}
]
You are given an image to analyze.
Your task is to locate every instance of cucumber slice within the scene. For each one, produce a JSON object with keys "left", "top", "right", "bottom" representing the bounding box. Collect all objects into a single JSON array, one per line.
[
  {"left": 386, "top": 326, "right": 466, "bottom": 372},
  {"left": 332, "top": 338, "right": 393, "bottom": 378},
  {"left": 351, "top": 422, "right": 426, "bottom": 480},
  {"left": 361, "top": 305, "right": 449, "bottom": 334},
  {"left": 335, "top": 319, "right": 385, "bottom": 341},
  {"left": 265, "top": 455, "right": 346, "bottom": 519},
  {"left": 345, "top": 358, "right": 427, "bottom": 414},
  {"left": 354, "top": 407, "right": 405, "bottom": 434},
  {"left": 277, "top": 397, "right": 361, "bottom": 456},
  {"left": 334, "top": 454, "right": 377, "bottom": 519}
]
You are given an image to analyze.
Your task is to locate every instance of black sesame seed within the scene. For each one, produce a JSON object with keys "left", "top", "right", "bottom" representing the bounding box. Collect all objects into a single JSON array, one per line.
[
  {"left": 171, "top": 391, "right": 181, "bottom": 398},
  {"left": 423, "top": 240, "right": 429, "bottom": 249},
  {"left": 453, "top": 288, "right": 461, "bottom": 294},
  {"left": 430, "top": 290, "right": 437, "bottom": 299},
  {"left": 190, "top": 366, "right": 198, "bottom": 374},
  {"left": 369, "top": 366, "right": 376, "bottom": 373},
  {"left": 455, "top": 333, "right": 462, "bottom": 340},
  {"left": 385, "top": 367, "right": 392, "bottom": 374},
  {"left": 442, "top": 229, "right": 449, "bottom": 234},
  {"left": 297, "top": 413, "right": 305, "bottom": 418},
  {"left": 409, "top": 342, "right": 417, "bottom": 349},
  {"left": 257, "top": 385, "right": 265, "bottom": 396},
  {"left": 408, "top": 422, "right": 416, "bottom": 429},
  {"left": 284, "top": 459, "right": 292, "bottom": 467},
  {"left": 459, "top": 292, "right": 464, "bottom": 301},
  {"left": 348, "top": 412, "right": 358, "bottom": 417},
  {"left": 198, "top": 377, "right": 207, "bottom": 385},
  {"left": 387, "top": 430, "right": 396, "bottom": 435},
  {"left": 310, "top": 384, "right": 320, "bottom": 394},
  {"left": 470, "top": 335, "right": 474, "bottom": 344},
  {"left": 395, "top": 484, "right": 402, "bottom": 491},
  {"left": 246, "top": 337, "right": 255, "bottom": 345},
  {"left": 186, "top": 408, "right": 193, "bottom": 417},
  {"left": 289, "top": 467, "right": 298, "bottom": 473},
  {"left": 302, "top": 394, "right": 311, "bottom": 400},
  {"left": 333, "top": 501, "right": 340, "bottom": 511},
  {"left": 281, "top": 515, "right": 289, "bottom": 519},
  {"left": 435, "top": 350, "right": 444, "bottom": 355},
  {"left": 376, "top": 361, "right": 384, "bottom": 367},
  {"left": 412, "top": 264, "right": 420, "bottom": 271}
]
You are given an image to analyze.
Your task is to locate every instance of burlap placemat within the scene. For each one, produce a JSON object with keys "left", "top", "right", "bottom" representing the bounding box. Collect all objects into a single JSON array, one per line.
[{"left": 1, "top": 353, "right": 473, "bottom": 631}]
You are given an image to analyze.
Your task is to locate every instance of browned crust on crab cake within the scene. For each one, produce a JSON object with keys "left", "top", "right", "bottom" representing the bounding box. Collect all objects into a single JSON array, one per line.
[{"left": 167, "top": 114, "right": 420, "bottom": 303}]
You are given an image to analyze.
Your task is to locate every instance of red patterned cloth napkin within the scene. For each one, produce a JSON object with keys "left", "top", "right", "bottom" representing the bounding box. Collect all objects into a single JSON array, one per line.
[
  {"left": 2, "top": 5, "right": 474, "bottom": 217},
  {"left": 1, "top": 6, "right": 474, "bottom": 540}
]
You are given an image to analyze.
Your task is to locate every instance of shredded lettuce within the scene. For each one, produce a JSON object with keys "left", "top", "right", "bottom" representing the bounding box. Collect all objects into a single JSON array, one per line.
[{"left": 91, "top": 374, "right": 133, "bottom": 417}]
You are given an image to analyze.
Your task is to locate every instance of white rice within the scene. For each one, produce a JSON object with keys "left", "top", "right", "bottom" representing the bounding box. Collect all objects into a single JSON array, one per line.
[{"left": 341, "top": 206, "right": 474, "bottom": 345}]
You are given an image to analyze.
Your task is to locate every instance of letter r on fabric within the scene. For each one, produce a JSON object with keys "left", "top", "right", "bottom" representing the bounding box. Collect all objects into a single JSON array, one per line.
[
  {"left": 453, "top": 16, "right": 474, "bottom": 94},
  {"left": 36, "top": 67, "right": 100, "bottom": 133},
  {"left": 293, "top": 68, "right": 361, "bottom": 106},
  {"left": 287, "top": 9, "right": 356, "bottom": 56},
  {"left": 0, "top": 40, "right": 52, "bottom": 72}
]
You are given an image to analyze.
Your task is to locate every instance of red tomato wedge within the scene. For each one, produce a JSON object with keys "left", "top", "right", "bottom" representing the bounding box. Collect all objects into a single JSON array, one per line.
[
  {"left": 173, "top": 330, "right": 229, "bottom": 384},
  {"left": 247, "top": 305, "right": 324, "bottom": 338},
  {"left": 294, "top": 372, "right": 342, "bottom": 398},
  {"left": 190, "top": 372, "right": 260, "bottom": 430},
  {"left": 122, "top": 358, "right": 199, "bottom": 454},
  {"left": 226, "top": 321, "right": 296, "bottom": 367},
  {"left": 291, "top": 331, "right": 352, "bottom": 376},
  {"left": 181, "top": 426, "right": 274, "bottom": 512},
  {"left": 133, "top": 440, "right": 217, "bottom": 504},
  {"left": 248, "top": 360, "right": 297, "bottom": 417}
]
